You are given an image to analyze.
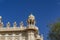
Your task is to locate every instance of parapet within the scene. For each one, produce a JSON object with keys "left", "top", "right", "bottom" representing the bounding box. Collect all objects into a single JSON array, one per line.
[{"left": 0, "top": 15, "right": 38, "bottom": 32}]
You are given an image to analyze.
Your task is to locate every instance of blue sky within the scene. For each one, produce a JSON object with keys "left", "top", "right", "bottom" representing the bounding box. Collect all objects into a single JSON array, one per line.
[{"left": 0, "top": 0, "right": 60, "bottom": 40}]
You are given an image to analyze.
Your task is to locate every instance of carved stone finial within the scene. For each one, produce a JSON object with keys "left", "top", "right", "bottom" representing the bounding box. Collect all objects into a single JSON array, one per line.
[
  {"left": 14, "top": 22, "right": 16, "bottom": 25},
  {"left": 0, "top": 16, "right": 2, "bottom": 19},
  {"left": 0, "top": 22, "right": 4, "bottom": 27},
  {"left": 7, "top": 22, "right": 10, "bottom": 27},
  {"left": 20, "top": 21, "right": 23, "bottom": 26},
  {"left": 8, "top": 22, "right": 10, "bottom": 24},
  {"left": 13, "top": 21, "right": 17, "bottom": 27},
  {"left": 29, "top": 14, "right": 35, "bottom": 20},
  {"left": 0, "top": 16, "right": 2, "bottom": 23},
  {"left": 1, "top": 22, "right": 4, "bottom": 27},
  {"left": 27, "top": 14, "right": 36, "bottom": 25},
  {"left": 20, "top": 21, "right": 24, "bottom": 29},
  {"left": 1, "top": 22, "right": 3, "bottom": 24}
]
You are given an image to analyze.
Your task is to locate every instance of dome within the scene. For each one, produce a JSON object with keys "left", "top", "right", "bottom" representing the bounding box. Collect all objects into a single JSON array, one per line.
[{"left": 29, "top": 14, "right": 35, "bottom": 20}]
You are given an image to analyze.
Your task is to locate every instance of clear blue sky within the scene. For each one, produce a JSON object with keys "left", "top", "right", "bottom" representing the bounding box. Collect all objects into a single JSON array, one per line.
[{"left": 0, "top": 0, "right": 60, "bottom": 40}]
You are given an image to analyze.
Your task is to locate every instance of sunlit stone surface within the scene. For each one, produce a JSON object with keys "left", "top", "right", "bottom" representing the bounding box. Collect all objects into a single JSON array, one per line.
[{"left": 0, "top": 14, "right": 43, "bottom": 40}]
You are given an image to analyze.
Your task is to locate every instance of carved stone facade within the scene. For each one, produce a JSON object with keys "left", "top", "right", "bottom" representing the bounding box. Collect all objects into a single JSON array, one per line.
[{"left": 0, "top": 14, "right": 43, "bottom": 40}]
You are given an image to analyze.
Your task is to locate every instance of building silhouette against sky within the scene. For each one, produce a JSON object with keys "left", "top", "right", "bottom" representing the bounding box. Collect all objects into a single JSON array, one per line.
[{"left": 0, "top": 14, "right": 43, "bottom": 40}]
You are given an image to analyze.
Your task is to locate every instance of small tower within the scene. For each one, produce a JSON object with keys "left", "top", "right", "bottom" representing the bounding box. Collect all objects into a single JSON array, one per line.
[{"left": 27, "top": 14, "right": 35, "bottom": 25}]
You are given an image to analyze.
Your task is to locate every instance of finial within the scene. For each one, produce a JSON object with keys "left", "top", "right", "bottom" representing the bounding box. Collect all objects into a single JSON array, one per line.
[
  {"left": 29, "top": 14, "right": 35, "bottom": 20},
  {"left": 20, "top": 21, "right": 23, "bottom": 26},
  {"left": 14, "top": 21, "right": 16, "bottom": 24},
  {"left": 13, "top": 21, "right": 17, "bottom": 27},
  {"left": 0, "top": 16, "right": 2, "bottom": 19},
  {"left": 1, "top": 22, "right": 3, "bottom": 24},
  {"left": 8, "top": 22, "right": 10, "bottom": 24},
  {"left": 1, "top": 22, "right": 4, "bottom": 27},
  {"left": 7, "top": 22, "right": 10, "bottom": 27},
  {"left": 20, "top": 21, "right": 24, "bottom": 29},
  {"left": 0, "top": 22, "right": 4, "bottom": 27},
  {"left": 27, "top": 14, "right": 36, "bottom": 25},
  {"left": 0, "top": 16, "right": 2, "bottom": 23}
]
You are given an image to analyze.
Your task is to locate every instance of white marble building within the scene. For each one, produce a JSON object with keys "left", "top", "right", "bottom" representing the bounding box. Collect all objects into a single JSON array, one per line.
[{"left": 0, "top": 14, "right": 43, "bottom": 40}]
